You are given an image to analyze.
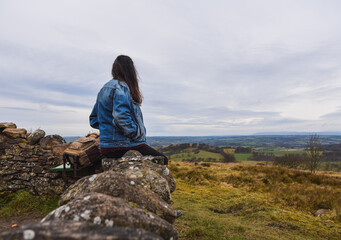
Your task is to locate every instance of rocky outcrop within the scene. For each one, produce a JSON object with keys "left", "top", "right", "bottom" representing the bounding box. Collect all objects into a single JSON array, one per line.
[
  {"left": 0, "top": 122, "right": 67, "bottom": 195},
  {"left": 59, "top": 170, "right": 177, "bottom": 223},
  {"left": 41, "top": 193, "right": 177, "bottom": 239},
  {"left": 107, "top": 156, "right": 177, "bottom": 193}
]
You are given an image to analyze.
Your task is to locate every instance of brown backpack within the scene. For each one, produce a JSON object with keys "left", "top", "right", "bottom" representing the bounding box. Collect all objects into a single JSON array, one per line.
[{"left": 63, "top": 133, "right": 101, "bottom": 176}]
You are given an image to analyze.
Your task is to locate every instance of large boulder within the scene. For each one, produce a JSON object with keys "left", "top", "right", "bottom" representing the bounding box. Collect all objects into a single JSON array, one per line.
[
  {"left": 42, "top": 193, "right": 178, "bottom": 240},
  {"left": 59, "top": 170, "right": 177, "bottom": 223},
  {"left": 117, "top": 158, "right": 175, "bottom": 193},
  {"left": 27, "top": 129, "right": 46, "bottom": 145},
  {"left": 102, "top": 151, "right": 176, "bottom": 193},
  {"left": 0, "top": 221, "right": 162, "bottom": 240},
  {"left": 39, "top": 135, "right": 66, "bottom": 150},
  {"left": 2, "top": 128, "right": 27, "bottom": 138},
  {"left": 107, "top": 159, "right": 174, "bottom": 202}
]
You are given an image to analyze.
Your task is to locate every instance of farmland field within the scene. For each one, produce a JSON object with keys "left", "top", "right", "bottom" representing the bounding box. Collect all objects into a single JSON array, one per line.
[
  {"left": 169, "top": 150, "right": 223, "bottom": 162},
  {"left": 234, "top": 153, "right": 252, "bottom": 161}
]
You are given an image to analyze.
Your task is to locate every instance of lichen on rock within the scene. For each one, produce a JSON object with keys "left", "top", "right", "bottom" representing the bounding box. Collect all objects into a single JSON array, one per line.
[
  {"left": 59, "top": 170, "right": 177, "bottom": 223},
  {"left": 42, "top": 192, "right": 178, "bottom": 240}
]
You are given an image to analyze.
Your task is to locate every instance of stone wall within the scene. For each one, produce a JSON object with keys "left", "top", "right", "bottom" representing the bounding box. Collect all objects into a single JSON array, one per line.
[
  {"left": 0, "top": 122, "right": 68, "bottom": 195},
  {"left": 0, "top": 122, "right": 179, "bottom": 239},
  {"left": 0, "top": 125, "right": 180, "bottom": 239}
]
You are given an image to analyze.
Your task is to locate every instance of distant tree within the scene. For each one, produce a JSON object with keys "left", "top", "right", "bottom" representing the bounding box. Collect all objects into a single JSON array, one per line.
[
  {"left": 305, "top": 134, "right": 323, "bottom": 173},
  {"left": 221, "top": 152, "right": 236, "bottom": 163},
  {"left": 192, "top": 143, "right": 198, "bottom": 148},
  {"left": 235, "top": 146, "right": 252, "bottom": 153},
  {"left": 273, "top": 154, "right": 304, "bottom": 169},
  {"left": 251, "top": 152, "right": 275, "bottom": 161}
]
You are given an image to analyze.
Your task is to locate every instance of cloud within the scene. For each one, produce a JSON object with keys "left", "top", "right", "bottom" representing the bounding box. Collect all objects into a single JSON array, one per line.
[{"left": 1, "top": 0, "right": 341, "bottom": 136}]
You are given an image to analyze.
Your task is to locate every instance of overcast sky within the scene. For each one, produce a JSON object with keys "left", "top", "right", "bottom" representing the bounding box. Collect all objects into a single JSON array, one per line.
[{"left": 1, "top": 0, "right": 341, "bottom": 136}]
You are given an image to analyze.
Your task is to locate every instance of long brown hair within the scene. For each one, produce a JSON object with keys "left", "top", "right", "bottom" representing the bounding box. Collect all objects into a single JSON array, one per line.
[{"left": 112, "top": 55, "right": 143, "bottom": 104}]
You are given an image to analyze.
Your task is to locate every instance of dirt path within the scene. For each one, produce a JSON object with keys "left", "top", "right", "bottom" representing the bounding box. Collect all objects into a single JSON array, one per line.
[{"left": 0, "top": 214, "right": 44, "bottom": 232}]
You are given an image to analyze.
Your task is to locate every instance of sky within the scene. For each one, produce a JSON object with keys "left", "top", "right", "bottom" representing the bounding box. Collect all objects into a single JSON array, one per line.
[{"left": 1, "top": 0, "right": 341, "bottom": 136}]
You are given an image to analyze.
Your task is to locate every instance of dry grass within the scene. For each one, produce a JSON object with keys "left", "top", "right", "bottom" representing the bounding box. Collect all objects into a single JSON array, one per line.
[{"left": 170, "top": 162, "right": 341, "bottom": 240}]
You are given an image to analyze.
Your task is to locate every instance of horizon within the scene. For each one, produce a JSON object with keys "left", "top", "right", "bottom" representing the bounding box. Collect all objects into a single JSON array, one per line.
[
  {"left": 63, "top": 131, "right": 341, "bottom": 138},
  {"left": 1, "top": 0, "right": 341, "bottom": 136}
]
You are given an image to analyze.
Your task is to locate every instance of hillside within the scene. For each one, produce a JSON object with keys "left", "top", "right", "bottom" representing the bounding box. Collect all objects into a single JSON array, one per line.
[
  {"left": 147, "top": 135, "right": 341, "bottom": 148},
  {"left": 169, "top": 161, "right": 341, "bottom": 240}
]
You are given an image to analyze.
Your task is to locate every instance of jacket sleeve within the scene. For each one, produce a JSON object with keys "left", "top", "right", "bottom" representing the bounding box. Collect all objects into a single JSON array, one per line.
[
  {"left": 112, "top": 87, "right": 138, "bottom": 139},
  {"left": 89, "top": 101, "right": 99, "bottom": 129}
]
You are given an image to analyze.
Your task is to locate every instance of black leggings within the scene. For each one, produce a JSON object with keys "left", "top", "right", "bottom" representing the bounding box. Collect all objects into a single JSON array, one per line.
[{"left": 103, "top": 144, "right": 168, "bottom": 165}]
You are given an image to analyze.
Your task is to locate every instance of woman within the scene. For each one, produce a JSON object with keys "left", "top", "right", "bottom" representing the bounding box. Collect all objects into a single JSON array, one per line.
[{"left": 89, "top": 55, "right": 168, "bottom": 165}]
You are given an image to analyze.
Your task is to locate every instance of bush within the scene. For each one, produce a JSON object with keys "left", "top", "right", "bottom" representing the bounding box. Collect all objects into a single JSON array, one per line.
[{"left": 235, "top": 146, "right": 252, "bottom": 153}]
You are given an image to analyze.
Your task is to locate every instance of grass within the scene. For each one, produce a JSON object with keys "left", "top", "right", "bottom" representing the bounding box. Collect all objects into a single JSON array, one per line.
[
  {"left": 226, "top": 165, "right": 341, "bottom": 216},
  {"left": 170, "top": 162, "right": 341, "bottom": 240},
  {"left": 0, "top": 191, "right": 59, "bottom": 217}
]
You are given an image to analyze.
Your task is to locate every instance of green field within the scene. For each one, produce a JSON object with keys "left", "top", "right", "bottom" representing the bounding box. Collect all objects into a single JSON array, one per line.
[
  {"left": 164, "top": 146, "right": 341, "bottom": 173},
  {"left": 169, "top": 150, "right": 223, "bottom": 162},
  {"left": 234, "top": 153, "right": 252, "bottom": 161},
  {"left": 257, "top": 149, "right": 305, "bottom": 156}
]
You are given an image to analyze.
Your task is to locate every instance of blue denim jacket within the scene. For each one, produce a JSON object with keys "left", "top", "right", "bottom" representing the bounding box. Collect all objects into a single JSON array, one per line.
[{"left": 89, "top": 79, "right": 146, "bottom": 147}]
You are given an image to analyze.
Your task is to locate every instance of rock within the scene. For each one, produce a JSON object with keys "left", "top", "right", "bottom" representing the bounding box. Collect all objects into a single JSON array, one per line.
[
  {"left": 2, "top": 128, "right": 27, "bottom": 138},
  {"left": 314, "top": 209, "right": 330, "bottom": 217},
  {"left": 122, "top": 151, "right": 166, "bottom": 165},
  {"left": 27, "top": 129, "right": 46, "bottom": 145},
  {"left": 0, "top": 134, "right": 8, "bottom": 143},
  {"left": 0, "top": 122, "right": 16, "bottom": 131},
  {"left": 39, "top": 135, "right": 66, "bottom": 150},
  {"left": 42, "top": 193, "right": 178, "bottom": 240},
  {"left": 104, "top": 155, "right": 176, "bottom": 193},
  {"left": 109, "top": 160, "right": 173, "bottom": 203},
  {"left": 0, "top": 220, "right": 163, "bottom": 240},
  {"left": 59, "top": 170, "right": 177, "bottom": 223},
  {"left": 124, "top": 150, "right": 143, "bottom": 158}
]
